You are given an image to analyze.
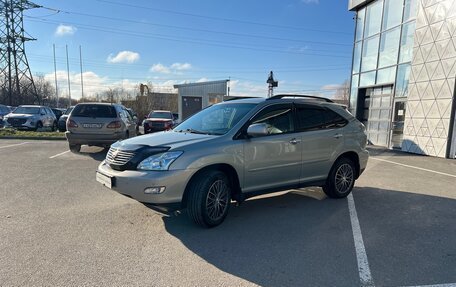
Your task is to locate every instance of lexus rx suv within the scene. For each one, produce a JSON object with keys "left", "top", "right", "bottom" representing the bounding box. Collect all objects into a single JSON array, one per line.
[
  {"left": 66, "top": 103, "right": 136, "bottom": 152},
  {"left": 96, "top": 95, "right": 369, "bottom": 227}
]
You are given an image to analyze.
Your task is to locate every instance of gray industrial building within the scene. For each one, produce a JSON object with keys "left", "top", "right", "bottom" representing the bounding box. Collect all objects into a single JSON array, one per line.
[
  {"left": 348, "top": 0, "right": 456, "bottom": 158},
  {"left": 174, "top": 80, "right": 229, "bottom": 120}
]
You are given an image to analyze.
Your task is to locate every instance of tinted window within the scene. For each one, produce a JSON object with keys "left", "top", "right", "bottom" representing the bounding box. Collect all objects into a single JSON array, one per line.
[
  {"left": 71, "top": 105, "right": 117, "bottom": 118},
  {"left": 296, "top": 105, "right": 347, "bottom": 131},
  {"left": 148, "top": 112, "right": 173, "bottom": 119},
  {"left": 251, "top": 104, "right": 294, "bottom": 135},
  {"left": 64, "top": 107, "right": 74, "bottom": 115}
]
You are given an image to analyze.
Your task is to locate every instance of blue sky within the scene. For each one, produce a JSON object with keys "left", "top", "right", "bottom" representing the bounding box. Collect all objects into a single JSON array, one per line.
[{"left": 25, "top": 0, "right": 355, "bottom": 99}]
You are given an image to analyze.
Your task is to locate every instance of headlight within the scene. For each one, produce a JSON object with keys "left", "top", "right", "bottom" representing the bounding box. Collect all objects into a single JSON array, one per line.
[{"left": 137, "top": 151, "right": 183, "bottom": 171}]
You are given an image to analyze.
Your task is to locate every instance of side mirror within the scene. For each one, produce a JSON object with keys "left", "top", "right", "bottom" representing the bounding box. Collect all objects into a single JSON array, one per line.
[
  {"left": 41, "top": 112, "right": 46, "bottom": 116},
  {"left": 247, "top": 123, "right": 269, "bottom": 137}
]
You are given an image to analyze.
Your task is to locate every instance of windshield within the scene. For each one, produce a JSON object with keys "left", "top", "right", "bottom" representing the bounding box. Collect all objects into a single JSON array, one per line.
[
  {"left": 174, "top": 103, "right": 256, "bottom": 135},
  {"left": 71, "top": 104, "right": 117, "bottom": 118},
  {"left": 13, "top": 107, "right": 40, "bottom": 114},
  {"left": 148, "top": 112, "right": 172, "bottom": 119}
]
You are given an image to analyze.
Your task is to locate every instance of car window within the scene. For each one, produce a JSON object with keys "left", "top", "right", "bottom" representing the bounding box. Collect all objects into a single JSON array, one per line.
[
  {"left": 13, "top": 107, "right": 40, "bottom": 114},
  {"left": 64, "top": 107, "right": 74, "bottom": 115},
  {"left": 148, "top": 112, "right": 173, "bottom": 119},
  {"left": 251, "top": 104, "right": 294, "bottom": 135},
  {"left": 295, "top": 105, "right": 347, "bottom": 131},
  {"left": 175, "top": 103, "right": 256, "bottom": 135},
  {"left": 71, "top": 105, "right": 117, "bottom": 118}
]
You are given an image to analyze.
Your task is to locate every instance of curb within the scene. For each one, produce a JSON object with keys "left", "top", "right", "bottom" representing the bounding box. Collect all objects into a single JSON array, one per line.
[{"left": 0, "top": 136, "right": 67, "bottom": 141}]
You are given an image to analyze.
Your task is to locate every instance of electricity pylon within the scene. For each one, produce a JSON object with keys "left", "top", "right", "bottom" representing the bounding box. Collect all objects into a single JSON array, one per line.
[{"left": 0, "top": 0, "right": 40, "bottom": 106}]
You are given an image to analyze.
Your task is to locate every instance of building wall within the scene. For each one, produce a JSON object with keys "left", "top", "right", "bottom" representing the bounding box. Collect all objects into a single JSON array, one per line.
[{"left": 402, "top": 0, "right": 456, "bottom": 157}]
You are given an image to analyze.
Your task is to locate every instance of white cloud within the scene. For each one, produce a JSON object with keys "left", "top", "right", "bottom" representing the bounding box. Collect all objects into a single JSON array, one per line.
[
  {"left": 107, "top": 51, "right": 140, "bottom": 64},
  {"left": 302, "top": 0, "right": 319, "bottom": 4},
  {"left": 55, "top": 24, "right": 77, "bottom": 37},
  {"left": 150, "top": 63, "right": 171, "bottom": 74},
  {"left": 321, "top": 84, "right": 344, "bottom": 91},
  {"left": 150, "top": 62, "right": 192, "bottom": 74}
]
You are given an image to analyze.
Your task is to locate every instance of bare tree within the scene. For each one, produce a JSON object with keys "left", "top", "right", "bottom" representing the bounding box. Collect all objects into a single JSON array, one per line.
[{"left": 334, "top": 79, "right": 350, "bottom": 105}]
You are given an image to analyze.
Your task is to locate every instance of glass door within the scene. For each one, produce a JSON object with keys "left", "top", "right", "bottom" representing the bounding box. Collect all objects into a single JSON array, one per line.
[{"left": 391, "top": 100, "right": 406, "bottom": 149}]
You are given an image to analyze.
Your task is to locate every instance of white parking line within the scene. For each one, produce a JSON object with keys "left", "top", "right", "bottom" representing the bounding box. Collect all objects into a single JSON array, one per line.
[
  {"left": 49, "top": 150, "right": 70, "bottom": 159},
  {"left": 348, "top": 193, "right": 375, "bottom": 287},
  {"left": 371, "top": 157, "right": 456, "bottom": 178},
  {"left": 0, "top": 142, "right": 29, "bottom": 149},
  {"left": 401, "top": 283, "right": 456, "bottom": 287}
]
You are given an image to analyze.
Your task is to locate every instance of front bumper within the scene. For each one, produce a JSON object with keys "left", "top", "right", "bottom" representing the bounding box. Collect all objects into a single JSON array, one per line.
[
  {"left": 97, "top": 161, "right": 194, "bottom": 205},
  {"left": 66, "top": 132, "right": 124, "bottom": 145},
  {"left": 4, "top": 118, "right": 36, "bottom": 129}
]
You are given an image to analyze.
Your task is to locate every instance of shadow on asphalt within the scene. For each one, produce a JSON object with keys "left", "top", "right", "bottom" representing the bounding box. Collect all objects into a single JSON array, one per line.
[
  {"left": 76, "top": 146, "right": 108, "bottom": 162},
  {"left": 162, "top": 191, "right": 360, "bottom": 287},
  {"left": 161, "top": 187, "right": 456, "bottom": 287}
]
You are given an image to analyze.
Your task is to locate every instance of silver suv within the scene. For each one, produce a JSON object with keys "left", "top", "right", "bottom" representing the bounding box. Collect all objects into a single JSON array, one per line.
[
  {"left": 96, "top": 95, "right": 369, "bottom": 227},
  {"left": 66, "top": 103, "right": 136, "bottom": 152},
  {"left": 3, "top": 105, "right": 57, "bottom": 131}
]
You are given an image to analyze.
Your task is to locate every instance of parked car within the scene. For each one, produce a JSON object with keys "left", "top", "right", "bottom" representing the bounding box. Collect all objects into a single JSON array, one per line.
[
  {"left": 66, "top": 103, "right": 137, "bottom": 152},
  {"left": 3, "top": 105, "right": 57, "bottom": 131},
  {"left": 0, "top": 104, "right": 11, "bottom": 128},
  {"left": 142, "top": 110, "right": 175, "bottom": 134},
  {"left": 96, "top": 95, "right": 369, "bottom": 227},
  {"left": 58, "top": 106, "right": 74, "bottom": 132},
  {"left": 51, "top": 108, "right": 64, "bottom": 121}
]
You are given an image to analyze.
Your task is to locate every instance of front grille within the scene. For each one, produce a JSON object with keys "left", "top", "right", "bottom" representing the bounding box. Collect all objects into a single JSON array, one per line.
[
  {"left": 8, "top": 118, "right": 27, "bottom": 126},
  {"left": 151, "top": 122, "right": 165, "bottom": 128},
  {"left": 106, "top": 147, "right": 135, "bottom": 166}
]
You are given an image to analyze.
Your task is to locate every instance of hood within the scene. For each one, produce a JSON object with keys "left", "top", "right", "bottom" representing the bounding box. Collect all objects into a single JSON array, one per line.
[
  {"left": 116, "top": 130, "right": 217, "bottom": 150},
  {"left": 7, "top": 114, "right": 36, "bottom": 118},
  {"left": 144, "top": 118, "right": 172, "bottom": 122}
]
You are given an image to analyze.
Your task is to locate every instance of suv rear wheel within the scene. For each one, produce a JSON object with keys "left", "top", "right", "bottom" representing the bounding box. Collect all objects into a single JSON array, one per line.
[
  {"left": 69, "top": 143, "right": 81, "bottom": 153},
  {"left": 187, "top": 170, "right": 232, "bottom": 228},
  {"left": 323, "top": 157, "right": 356, "bottom": 198}
]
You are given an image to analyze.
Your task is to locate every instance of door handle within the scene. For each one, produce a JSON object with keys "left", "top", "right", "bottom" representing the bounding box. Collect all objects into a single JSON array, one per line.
[
  {"left": 333, "top": 134, "right": 343, "bottom": 139},
  {"left": 289, "top": 138, "right": 301, "bottom": 145}
]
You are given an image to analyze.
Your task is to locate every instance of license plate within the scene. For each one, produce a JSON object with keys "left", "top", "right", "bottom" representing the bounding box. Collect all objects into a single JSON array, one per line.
[
  {"left": 83, "top": 123, "right": 102, "bottom": 128},
  {"left": 96, "top": 172, "right": 113, "bottom": 189}
]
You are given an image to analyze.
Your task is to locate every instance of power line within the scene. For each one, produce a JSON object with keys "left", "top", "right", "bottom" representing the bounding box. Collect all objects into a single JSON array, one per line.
[{"left": 94, "top": 0, "right": 353, "bottom": 35}]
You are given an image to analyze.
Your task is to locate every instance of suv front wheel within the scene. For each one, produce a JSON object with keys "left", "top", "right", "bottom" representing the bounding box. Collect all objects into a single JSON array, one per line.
[
  {"left": 187, "top": 170, "right": 232, "bottom": 228},
  {"left": 323, "top": 157, "right": 356, "bottom": 198}
]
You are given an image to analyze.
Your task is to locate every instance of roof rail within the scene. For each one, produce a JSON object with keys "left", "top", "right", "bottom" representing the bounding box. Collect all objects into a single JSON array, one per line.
[{"left": 267, "top": 94, "right": 334, "bottom": 103}]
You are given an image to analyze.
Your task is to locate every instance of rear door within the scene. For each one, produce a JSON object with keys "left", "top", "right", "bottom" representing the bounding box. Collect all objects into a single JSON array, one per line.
[
  {"left": 242, "top": 103, "right": 302, "bottom": 193},
  {"left": 294, "top": 104, "right": 348, "bottom": 182}
]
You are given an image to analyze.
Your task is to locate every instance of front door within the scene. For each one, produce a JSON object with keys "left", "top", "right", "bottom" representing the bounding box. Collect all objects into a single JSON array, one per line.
[
  {"left": 182, "top": 96, "right": 202, "bottom": 120},
  {"left": 367, "top": 86, "right": 393, "bottom": 147},
  {"left": 391, "top": 100, "right": 406, "bottom": 149},
  {"left": 243, "top": 104, "right": 301, "bottom": 193}
]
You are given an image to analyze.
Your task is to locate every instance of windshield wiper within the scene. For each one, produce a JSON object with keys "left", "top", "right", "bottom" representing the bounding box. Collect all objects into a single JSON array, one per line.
[{"left": 177, "top": 128, "right": 208, "bottom": 135}]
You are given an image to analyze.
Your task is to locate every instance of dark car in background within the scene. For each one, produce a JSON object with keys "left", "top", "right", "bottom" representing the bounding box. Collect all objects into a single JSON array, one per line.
[
  {"left": 52, "top": 108, "right": 64, "bottom": 121},
  {"left": 58, "top": 106, "right": 74, "bottom": 132},
  {"left": 0, "top": 104, "right": 12, "bottom": 128},
  {"left": 142, "top": 110, "right": 175, "bottom": 134}
]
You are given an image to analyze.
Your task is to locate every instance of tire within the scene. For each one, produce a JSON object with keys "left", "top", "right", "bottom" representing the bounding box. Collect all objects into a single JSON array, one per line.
[
  {"left": 69, "top": 143, "right": 81, "bottom": 153},
  {"left": 35, "top": 121, "right": 43, "bottom": 131},
  {"left": 51, "top": 121, "right": 57, "bottom": 132},
  {"left": 187, "top": 170, "right": 232, "bottom": 228},
  {"left": 322, "top": 157, "right": 356, "bottom": 198}
]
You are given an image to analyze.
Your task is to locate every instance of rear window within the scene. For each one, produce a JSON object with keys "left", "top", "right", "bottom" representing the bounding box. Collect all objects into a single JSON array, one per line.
[
  {"left": 71, "top": 105, "right": 117, "bottom": 118},
  {"left": 148, "top": 112, "right": 173, "bottom": 119}
]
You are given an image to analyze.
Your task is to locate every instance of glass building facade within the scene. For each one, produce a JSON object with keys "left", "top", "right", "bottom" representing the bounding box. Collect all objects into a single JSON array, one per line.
[{"left": 348, "top": 0, "right": 456, "bottom": 158}]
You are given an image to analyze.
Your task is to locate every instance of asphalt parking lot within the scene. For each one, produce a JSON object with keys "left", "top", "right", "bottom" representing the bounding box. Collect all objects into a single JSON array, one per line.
[{"left": 0, "top": 139, "right": 455, "bottom": 287}]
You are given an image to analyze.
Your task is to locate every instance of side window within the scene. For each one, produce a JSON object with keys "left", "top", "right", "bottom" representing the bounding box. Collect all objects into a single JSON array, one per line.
[
  {"left": 296, "top": 105, "right": 348, "bottom": 131},
  {"left": 39, "top": 108, "right": 45, "bottom": 115},
  {"left": 251, "top": 104, "right": 294, "bottom": 135}
]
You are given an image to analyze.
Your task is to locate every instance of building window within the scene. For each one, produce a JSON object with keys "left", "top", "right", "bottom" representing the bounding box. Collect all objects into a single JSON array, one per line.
[
  {"left": 377, "top": 66, "right": 397, "bottom": 85},
  {"left": 365, "top": 1, "right": 383, "bottom": 38},
  {"left": 360, "top": 71, "right": 376, "bottom": 87},
  {"left": 350, "top": 74, "right": 359, "bottom": 111},
  {"left": 379, "top": 27, "right": 401, "bottom": 68},
  {"left": 403, "top": 0, "right": 418, "bottom": 22},
  {"left": 361, "top": 35, "right": 380, "bottom": 72},
  {"left": 382, "top": 0, "right": 404, "bottom": 31},
  {"left": 356, "top": 8, "right": 366, "bottom": 42},
  {"left": 395, "top": 63, "right": 411, "bottom": 98},
  {"left": 399, "top": 21, "right": 416, "bottom": 63},
  {"left": 353, "top": 42, "right": 362, "bottom": 74}
]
